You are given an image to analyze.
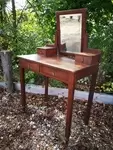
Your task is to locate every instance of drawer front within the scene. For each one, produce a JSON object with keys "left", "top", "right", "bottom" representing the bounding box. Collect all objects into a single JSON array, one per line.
[
  {"left": 20, "top": 59, "right": 39, "bottom": 72},
  {"left": 37, "top": 50, "right": 46, "bottom": 56},
  {"left": 83, "top": 56, "right": 92, "bottom": 65},
  {"left": 75, "top": 55, "right": 84, "bottom": 63},
  {"left": 40, "top": 65, "right": 69, "bottom": 83}
]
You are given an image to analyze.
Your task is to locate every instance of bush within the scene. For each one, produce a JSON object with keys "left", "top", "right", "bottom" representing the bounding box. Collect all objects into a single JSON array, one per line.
[{"left": 89, "top": 22, "right": 113, "bottom": 81}]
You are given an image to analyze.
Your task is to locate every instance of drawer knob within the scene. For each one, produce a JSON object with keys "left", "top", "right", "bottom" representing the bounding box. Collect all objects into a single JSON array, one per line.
[
  {"left": 52, "top": 72, "right": 55, "bottom": 76},
  {"left": 28, "top": 64, "right": 30, "bottom": 69}
]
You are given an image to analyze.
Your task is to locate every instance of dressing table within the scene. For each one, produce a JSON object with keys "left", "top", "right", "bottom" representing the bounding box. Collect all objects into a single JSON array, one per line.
[{"left": 18, "top": 8, "right": 101, "bottom": 144}]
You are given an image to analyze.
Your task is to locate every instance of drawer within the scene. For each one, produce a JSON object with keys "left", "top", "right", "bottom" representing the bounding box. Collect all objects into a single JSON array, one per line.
[
  {"left": 40, "top": 65, "right": 69, "bottom": 83},
  {"left": 19, "top": 59, "right": 39, "bottom": 72},
  {"left": 75, "top": 55, "right": 84, "bottom": 63},
  {"left": 38, "top": 50, "right": 46, "bottom": 56}
]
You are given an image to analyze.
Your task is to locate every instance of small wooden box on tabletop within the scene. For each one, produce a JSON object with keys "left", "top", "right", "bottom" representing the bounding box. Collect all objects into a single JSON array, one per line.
[{"left": 37, "top": 46, "right": 57, "bottom": 57}]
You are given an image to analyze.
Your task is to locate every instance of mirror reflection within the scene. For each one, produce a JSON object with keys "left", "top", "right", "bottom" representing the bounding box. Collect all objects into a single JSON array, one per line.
[{"left": 60, "top": 14, "right": 82, "bottom": 52}]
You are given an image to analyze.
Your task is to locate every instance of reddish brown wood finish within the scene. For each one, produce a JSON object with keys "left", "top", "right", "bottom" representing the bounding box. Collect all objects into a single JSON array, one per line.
[
  {"left": 45, "top": 76, "right": 48, "bottom": 101},
  {"left": 84, "top": 72, "right": 98, "bottom": 125},
  {"left": 19, "top": 51, "right": 101, "bottom": 144},
  {"left": 19, "top": 59, "right": 39, "bottom": 72},
  {"left": 20, "top": 67, "right": 26, "bottom": 111},
  {"left": 18, "top": 8, "right": 101, "bottom": 145},
  {"left": 40, "top": 64, "right": 69, "bottom": 83},
  {"left": 37, "top": 46, "right": 57, "bottom": 57},
  {"left": 65, "top": 73, "right": 76, "bottom": 143},
  {"left": 75, "top": 49, "right": 101, "bottom": 65}
]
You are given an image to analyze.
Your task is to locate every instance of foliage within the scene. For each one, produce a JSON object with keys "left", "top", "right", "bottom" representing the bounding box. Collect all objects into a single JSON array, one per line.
[
  {"left": 26, "top": 0, "right": 60, "bottom": 43},
  {"left": 0, "top": 0, "right": 11, "bottom": 49},
  {"left": 49, "top": 79, "right": 66, "bottom": 88},
  {"left": 16, "top": 12, "right": 43, "bottom": 55},
  {"left": 89, "top": 21, "right": 113, "bottom": 79},
  {"left": 0, "top": 0, "right": 113, "bottom": 93},
  {"left": 100, "top": 82, "right": 113, "bottom": 94}
]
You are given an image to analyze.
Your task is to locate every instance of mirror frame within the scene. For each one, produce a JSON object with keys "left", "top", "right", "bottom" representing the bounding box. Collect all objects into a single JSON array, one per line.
[{"left": 56, "top": 8, "right": 87, "bottom": 56}]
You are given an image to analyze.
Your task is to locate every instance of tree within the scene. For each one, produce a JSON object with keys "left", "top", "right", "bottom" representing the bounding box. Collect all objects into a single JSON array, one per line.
[
  {"left": 11, "top": 0, "right": 17, "bottom": 50},
  {"left": 0, "top": 0, "right": 10, "bottom": 25},
  {"left": 0, "top": 0, "right": 10, "bottom": 49}
]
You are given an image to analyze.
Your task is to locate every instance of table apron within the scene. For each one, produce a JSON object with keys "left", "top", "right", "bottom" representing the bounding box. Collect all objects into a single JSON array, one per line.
[
  {"left": 19, "top": 59, "right": 39, "bottom": 73},
  {"left": 40, "top": 64, "right": 70, "bottom": 84},
  {"left": 19, "top": 59, "right": 72, "bottom": 84},
  {"left": 76, "top": 64, "right": 99, "bottom": 80}
]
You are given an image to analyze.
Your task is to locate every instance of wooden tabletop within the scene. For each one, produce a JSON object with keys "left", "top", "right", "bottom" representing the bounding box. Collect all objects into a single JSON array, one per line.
[{"left": 18, "top": 54, "right": 88, "bottom": 72}]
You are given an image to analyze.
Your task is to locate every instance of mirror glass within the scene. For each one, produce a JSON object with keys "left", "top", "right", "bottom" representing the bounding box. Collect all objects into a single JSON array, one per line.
[{"left": 59, "top": 14, "right": 82, "bottom": 52}]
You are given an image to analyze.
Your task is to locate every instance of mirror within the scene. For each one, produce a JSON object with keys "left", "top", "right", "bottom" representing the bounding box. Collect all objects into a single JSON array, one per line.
[
  {"left": 60, "top": 14, "right": 82, "bottom": 52},
  {"left": 56, "top": 8, "right": 87, "bottom": 55}
]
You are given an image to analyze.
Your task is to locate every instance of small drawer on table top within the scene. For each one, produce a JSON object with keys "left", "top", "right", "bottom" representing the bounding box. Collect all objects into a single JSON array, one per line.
[
  {"left": 40, "top": 65, "right": 69, "bottom": 83},
  {"left": 38, "top": 50, "right": 45, "bottom": 56},
  {"left": 19, "top": 59, "right": 39, "bottom": 72}
]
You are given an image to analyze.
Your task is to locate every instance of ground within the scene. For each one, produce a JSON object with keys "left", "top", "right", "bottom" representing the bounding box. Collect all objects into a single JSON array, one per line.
[{"left": 0, "top": 88, "right": 113, "bottom": 150}]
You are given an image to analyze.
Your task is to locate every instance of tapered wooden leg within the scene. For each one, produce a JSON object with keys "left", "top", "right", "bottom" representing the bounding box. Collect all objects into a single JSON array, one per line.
[
  {"left": 65, "top": 80, "right": 75, "bottom": 144},
  {"left": 84, "top": 72, "right": 98, "bottom": 125},
  {"left": 45, "top": 76, "right": 48, "bottom": 101},
  {"left": 20, "top": 67, "right": 26, "bottom": 111}
]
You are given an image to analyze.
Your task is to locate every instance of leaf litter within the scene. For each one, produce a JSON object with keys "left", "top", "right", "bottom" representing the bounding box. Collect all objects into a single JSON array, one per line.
[{"left": 0, "top": 88, "right": 113, "bottom": 150}]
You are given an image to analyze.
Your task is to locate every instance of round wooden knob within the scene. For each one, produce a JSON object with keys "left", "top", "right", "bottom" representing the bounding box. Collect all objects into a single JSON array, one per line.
[{"left": 52, "top": 72, "right": 55, "bottom": 76}]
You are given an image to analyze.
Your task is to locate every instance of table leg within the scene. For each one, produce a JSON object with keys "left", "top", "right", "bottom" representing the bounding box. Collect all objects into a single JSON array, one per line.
[
  {"left": 20, "top": 67, "right": 26, "bottom": 111},
  {"left": 84, "top": 72, "right": 97, "bottom": 125},
  {"left": 65, "top": 81, "right": 75, "bottom": 144},
  {"left": 45, "top": 76, "right": 48, "bottom": 101}
]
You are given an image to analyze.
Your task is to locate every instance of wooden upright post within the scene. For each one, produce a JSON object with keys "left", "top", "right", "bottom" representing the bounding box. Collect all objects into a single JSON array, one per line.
[{"left": 0, "top": 50, "right": 14, "bottom": 93}]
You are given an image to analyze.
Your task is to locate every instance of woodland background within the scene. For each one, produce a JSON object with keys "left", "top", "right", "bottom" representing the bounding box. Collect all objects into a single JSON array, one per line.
[{"left": 0, "top": 0, "right": 113, "bottom": 94}]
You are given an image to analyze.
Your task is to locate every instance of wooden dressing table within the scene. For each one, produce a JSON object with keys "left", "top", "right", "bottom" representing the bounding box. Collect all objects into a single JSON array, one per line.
[{"left": 18, "top": 8, "right": 101, "bottom": 144}]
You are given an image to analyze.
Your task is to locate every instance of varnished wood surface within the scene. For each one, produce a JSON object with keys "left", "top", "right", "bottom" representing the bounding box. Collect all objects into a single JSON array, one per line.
[
  {"left": 18, "top": 7, "right": 101, "bottom": 145},
  {"left": 18, "top": 54, "right": 88, "bottom": 72},
  {"left": 19, "top": 52, "right": 100, "bottom": 144}
]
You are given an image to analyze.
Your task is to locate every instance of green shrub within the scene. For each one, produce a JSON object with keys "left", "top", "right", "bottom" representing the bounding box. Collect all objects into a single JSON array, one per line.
[{"left": 89, "top": 23, "right": 113, "bottom": 80}]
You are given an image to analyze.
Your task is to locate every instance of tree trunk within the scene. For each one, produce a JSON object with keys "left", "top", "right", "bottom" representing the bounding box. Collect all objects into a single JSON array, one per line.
[
  {"left": 11, "top": 0, "right": 17, "bottom": 50},
  {"left": 11, "top": 0, "right": 16, "bottom": 30},
  {"left": 0, "top": 4, "right": 3, "bottom": 24},
  {"left": 0, "top": 50, "right": 14, "bottom": 93}
]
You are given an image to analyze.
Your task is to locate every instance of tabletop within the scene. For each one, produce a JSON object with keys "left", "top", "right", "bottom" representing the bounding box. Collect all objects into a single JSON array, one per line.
[{"left": 18, "top": 54, "right": 88, "bottom": 72}]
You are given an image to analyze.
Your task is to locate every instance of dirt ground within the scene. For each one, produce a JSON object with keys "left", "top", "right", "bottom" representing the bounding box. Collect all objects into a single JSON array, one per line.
[{"left": 0, "top": 88, "right": 113, "bottom": 150}]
